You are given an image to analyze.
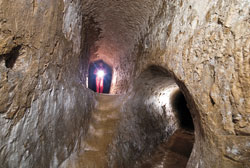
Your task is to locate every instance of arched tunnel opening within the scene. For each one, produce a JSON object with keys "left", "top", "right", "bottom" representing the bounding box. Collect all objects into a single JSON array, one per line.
[
  {"left": 1, "top": 0, "right": 248, "bottom": 167},
  {"left": 88, "top": 60, "right": 112, "bottom": 94},
  {"left": 157, "top": 88, "right": 195, "bottom": 168},
  {"left": 112, "top": 66, "right": 196, "bottom": 168},
  {"left": 171, "top": 89, "right": 194, "bottom": 130}
]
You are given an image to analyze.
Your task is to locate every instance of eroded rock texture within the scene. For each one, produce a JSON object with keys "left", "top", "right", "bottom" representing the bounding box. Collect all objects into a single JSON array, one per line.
[
  {"left": 0, "top": 0, "right": 95, "bottom": 167},
  {"left": 0, "top": 0, "right": 249, "bottom": 167},
  {"left": 108, "top": 67, "right": 186, "bottom": 167},
  {"left": 128, "top": 1, "right": 250, "bottom": 167}
]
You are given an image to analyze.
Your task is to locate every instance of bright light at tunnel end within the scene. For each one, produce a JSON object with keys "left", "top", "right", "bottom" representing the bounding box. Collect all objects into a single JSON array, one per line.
[{"left": 97, "top": 70, "right": 105, "bottom": 77}]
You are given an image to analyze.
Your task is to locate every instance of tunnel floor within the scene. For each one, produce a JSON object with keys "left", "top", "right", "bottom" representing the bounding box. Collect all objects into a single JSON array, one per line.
[
  {"left": 63, "top": 94, "right": 123, "bottom": 168},
  {"left": 63, "top": 94, "right": 194, "bottom": 168},
  {"left": 134, "top": 129, "right": 194, "bottom": 168}
]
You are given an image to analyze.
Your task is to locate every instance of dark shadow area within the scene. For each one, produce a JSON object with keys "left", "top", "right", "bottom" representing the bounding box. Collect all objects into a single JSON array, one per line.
[
  {"left": 0, "top": 45, "right": 22, "bottom": 69},
  {"left": 148, "top": 65, "right": 172, "bottom": 77},
  {"left": 148, "top": 65, "right": 194, "bottom": 131},
  {"left": 88, "top": 60, "right": 112, "bottom": 93},
  {"left": 171, "top": 90, "right": 194, "bottom": 130}
]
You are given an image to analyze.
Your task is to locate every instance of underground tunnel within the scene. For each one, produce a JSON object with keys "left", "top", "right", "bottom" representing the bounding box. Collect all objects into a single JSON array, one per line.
[
  {"left": 0, "top": 0, "right": 249, "bottom": 168},
  {"left": 106, "top": 66, "right": 195, "bottom": 168},
  {"left": 88, "top": 60, "right": 112, "bottom": 94}
]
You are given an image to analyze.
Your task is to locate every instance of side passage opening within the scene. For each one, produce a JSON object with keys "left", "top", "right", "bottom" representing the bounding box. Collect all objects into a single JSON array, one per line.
[
  {"left": 133, "top": 66, "right": 195, "bottom": 168},
  {"left": 88, "top": 60, "right": 112, "bottom": 94},
  {"left": 0, "top": 45, "right": 21, "bottom": 69},
  {"left": 171, "top": 89, "right": 194, "bottom": 130},
  {"left": 161, "top": 89, "right": 194, "bottom": 168}
]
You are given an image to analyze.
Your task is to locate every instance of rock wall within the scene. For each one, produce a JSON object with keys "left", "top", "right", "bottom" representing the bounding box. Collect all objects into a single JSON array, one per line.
[
  {"left": 0, "top": 0, "right": 249, "bottom": 167},
  {"left": 108, "top": 67, "right": 184, "bottom": 167},
  {"left": 82, "top": 0, "right": 168, "bottom": 94},
  {"left": 0, "top": 0, "right": 95, "bottom": 167},
  {"left": 129, "top": 0, "right": 250, "bottom": 167}
]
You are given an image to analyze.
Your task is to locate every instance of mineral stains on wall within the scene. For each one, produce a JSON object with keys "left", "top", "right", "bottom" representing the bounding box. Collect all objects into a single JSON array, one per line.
[
  {"left": 0, "top": 0, "right": 249, "bottom": 167},
  {"left": 0, "top": 0, "right": 95, "bottom": 167}
]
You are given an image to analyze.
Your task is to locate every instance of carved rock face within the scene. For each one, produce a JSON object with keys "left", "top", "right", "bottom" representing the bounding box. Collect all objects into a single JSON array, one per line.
[{"left": 0, "top": 0, "right": 249, "bottom": 167}]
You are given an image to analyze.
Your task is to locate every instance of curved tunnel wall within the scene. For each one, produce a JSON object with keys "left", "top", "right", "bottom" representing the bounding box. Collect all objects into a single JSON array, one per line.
[
  {"left": 108, "top": 66, "right": 195, "bottom": 167},
  {"left": 0, "top": 1, "right": 96, "bottom": 167},
  {"left": 0, "top": 0, "right": 249, "bottom": 167},
  {"left": 121, "top": 0, "right": 250, "bottom": 166}
]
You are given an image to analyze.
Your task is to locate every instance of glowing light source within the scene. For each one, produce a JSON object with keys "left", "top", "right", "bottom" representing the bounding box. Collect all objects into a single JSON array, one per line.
[{"left": 97, "top": 70, "right": 105, "bottom": 78}]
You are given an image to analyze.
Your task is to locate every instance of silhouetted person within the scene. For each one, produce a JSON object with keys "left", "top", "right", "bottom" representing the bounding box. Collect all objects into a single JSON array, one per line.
[{"left": 94, "top": 63, "right": 106, "bottom": 93}]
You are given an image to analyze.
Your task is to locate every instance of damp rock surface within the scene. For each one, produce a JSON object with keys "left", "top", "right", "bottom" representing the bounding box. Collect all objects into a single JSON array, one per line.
[
  {"left": 107, "top": 67, "right": 187, "bottom": 168},
  {"left": 135, "top": 129, "right": 194, "bottom": 168},
  {"left": 0, "top": 0, "right": 95, "bottom": 167},
  {"left": 0, "top": 0, "right": 249, "bottom": 167},
  {"left": 60, "top": 93, "right": 124, "bottom": 168}
]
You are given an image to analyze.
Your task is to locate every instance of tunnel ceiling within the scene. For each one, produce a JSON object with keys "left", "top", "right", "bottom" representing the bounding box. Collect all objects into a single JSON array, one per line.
[
  {"left": 0, "top": 0, "right": 249, "bottom": 167},
  {"left": 83, "top": 0, "right": 167, "bottom": 93},
  {"left": 83, "top": 0, "right": 161, "bottom": 62}
]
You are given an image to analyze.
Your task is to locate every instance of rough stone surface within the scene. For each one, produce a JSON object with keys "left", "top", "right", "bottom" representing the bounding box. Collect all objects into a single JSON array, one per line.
[
  {"left": 135, "top": 129, "right": 194, "bottom": 168},
  {"left": 0, "top": 0, "right": 249, "bottom": 167},
  {"left": 0, "top": 0, "right": 95, "bottom": 167},
  {"left": 107, "top": 67, "right": 186, "bottom": 167},
  {"left": 128, "top": 1, "right": 250, "bottom": 167},
  {"left": 60, "top": 94, "right": 124, "bottom": 168}
]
